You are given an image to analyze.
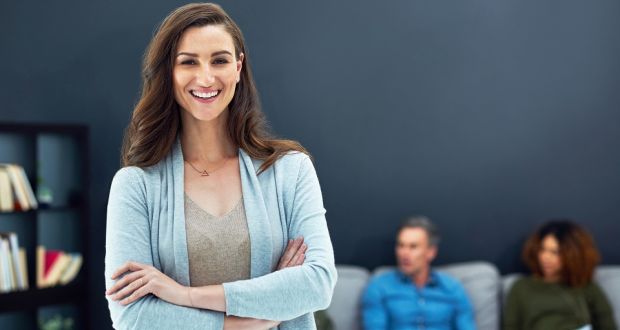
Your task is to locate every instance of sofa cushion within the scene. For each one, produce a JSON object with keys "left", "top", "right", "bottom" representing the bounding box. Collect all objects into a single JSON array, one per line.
[
  {"left": 436, "top": 262, "right": 501, "bottom": 330},
  {"left": 594, "top": 266, "right": 620, "bottom": 326},
  {"left": 327, "top": 265, "right": 370, "bottom": 330}
]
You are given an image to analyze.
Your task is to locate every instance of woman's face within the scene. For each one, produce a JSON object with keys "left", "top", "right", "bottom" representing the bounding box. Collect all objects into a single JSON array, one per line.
[
  {"left": 173, "top": 24, "right": 243, "bottom": 123},
  {"left": 538, "top": 234, "right": 562, "bottom": 281}
]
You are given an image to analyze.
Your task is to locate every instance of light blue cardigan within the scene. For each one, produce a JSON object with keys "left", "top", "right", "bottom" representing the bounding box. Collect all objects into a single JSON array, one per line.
[{"left": 104, "top": 138, "right": 337, "bottom": 329}]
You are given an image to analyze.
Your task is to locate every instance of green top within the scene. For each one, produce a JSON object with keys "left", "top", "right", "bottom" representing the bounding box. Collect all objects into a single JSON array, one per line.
[{"left": 503, "top": 276, "right": 617, "bottom": 330}]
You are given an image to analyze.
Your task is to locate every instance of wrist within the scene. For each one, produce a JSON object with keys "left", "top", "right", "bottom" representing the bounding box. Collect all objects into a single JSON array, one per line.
[
  {"left": 187, "top": 286, "right": 195, "bottom": 307},
  {"left": 190, "top": 285, "right": 227, "bottom": 311}
]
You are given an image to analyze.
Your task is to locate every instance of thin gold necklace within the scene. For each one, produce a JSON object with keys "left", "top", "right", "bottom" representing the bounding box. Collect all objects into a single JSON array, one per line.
[{"left": 185, "top": 156, "right": 234, "bottom": 177}]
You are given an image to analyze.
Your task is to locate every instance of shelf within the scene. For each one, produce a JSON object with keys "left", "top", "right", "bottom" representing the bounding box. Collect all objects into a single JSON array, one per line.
[
  {"left": 0, "top": 206, "right": 81, "bottom": 216},
  {"left": 0, "top": 282, "right": 85, "bottom": 312},
  {"left": 0, "top": 122, "right": 90, "bottom": 328}
]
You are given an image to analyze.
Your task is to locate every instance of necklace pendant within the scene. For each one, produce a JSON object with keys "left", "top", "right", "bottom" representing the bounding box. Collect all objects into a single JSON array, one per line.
[{"left": 200, "top": 170, "right": 209, "bottom": 176}]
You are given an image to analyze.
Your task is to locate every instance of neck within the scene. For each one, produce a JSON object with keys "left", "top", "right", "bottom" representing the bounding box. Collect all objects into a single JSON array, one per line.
[
  {"left": 180, "top": 110, "right": 236, "bottom": 162},
  {"left": 411, "top": 266, "right": 431, "bottom": 288},
  {"left": 542, "top": 274, "right": 561, "bottom": 283}
]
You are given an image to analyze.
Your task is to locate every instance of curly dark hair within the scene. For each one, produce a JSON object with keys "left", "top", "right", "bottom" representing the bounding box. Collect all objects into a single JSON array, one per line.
[{"left": 522, "top": 220, "right": 600, "bottom": 287}]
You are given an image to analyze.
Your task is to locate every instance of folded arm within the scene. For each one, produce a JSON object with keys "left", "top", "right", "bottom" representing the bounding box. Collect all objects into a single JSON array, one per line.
[
  {"left": 221, "top": 155, "right": 337, "bottom": 320},
  {"left": 105, "top": 167, "right": 291, "bottom": 329}
]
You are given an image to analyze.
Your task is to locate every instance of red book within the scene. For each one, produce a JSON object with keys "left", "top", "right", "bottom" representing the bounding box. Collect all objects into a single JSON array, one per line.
[{"left": 44, "top": 250, "right": 63, "bottom": 278}]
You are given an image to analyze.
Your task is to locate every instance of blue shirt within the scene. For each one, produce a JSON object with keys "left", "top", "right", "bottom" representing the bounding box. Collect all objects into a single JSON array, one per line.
[{"left": 362, "top": 269, "right": 476, "bottom": 330}]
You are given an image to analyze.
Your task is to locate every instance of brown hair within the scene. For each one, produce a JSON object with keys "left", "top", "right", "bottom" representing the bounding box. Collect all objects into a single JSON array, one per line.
[
  {"left": 522, "top": 220, "right": 600, "bottom": 287},
  {"left": 121, "top": 3, "right": 307, "bottom": 173}
]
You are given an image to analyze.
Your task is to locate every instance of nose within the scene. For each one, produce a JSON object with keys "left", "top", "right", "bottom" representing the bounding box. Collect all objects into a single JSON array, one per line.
[{"left": 195, "top": 64, "right": 215, "bottom": 85}]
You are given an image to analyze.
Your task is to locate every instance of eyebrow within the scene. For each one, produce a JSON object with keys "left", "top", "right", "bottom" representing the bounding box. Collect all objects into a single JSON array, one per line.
[{"left": 176, "top": 50, "right": 234, "bottom": 58}]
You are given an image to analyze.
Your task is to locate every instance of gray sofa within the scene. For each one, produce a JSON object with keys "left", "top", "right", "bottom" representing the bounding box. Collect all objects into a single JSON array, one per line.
[{"left": 325, "top": 262, "right": 620, "bottom": 330}]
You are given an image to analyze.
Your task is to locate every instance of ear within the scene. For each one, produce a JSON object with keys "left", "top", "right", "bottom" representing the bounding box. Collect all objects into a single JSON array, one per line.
[
  {"left": 427, "top": 245, "right": 438, "bottom": 262},
  {"left": 236, "top": 52, "right": 244, "bottom": 79}
]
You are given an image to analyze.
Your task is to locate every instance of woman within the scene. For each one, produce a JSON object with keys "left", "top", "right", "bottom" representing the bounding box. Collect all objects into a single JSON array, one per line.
[
  {"left": 104, "top": 3, "right": 337, "bottom": 329},
  {"left": 504, "top": 220, "right": 617, "bottom": 330}
]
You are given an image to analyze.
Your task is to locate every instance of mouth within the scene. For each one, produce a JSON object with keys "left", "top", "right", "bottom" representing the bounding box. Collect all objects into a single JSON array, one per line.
[
  {"left": 541, "top": 265, "right": 555, "bottom": 271},
  {"left": 190, "top": 89, "right": 221, "bottom": 102}
]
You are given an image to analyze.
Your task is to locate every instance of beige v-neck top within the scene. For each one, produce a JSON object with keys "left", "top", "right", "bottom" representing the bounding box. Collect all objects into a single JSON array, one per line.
[{"left": 184, "top": 193, "right": 251, "bottom": 286}]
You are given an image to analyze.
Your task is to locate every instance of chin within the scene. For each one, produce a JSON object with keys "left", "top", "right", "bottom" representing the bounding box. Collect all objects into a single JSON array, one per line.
[
  {"left": 187, "top": 108, "right": 227, "bottom": 122},
  {"left": 398, "top": 265, "right": 413, "bottom": 275}
]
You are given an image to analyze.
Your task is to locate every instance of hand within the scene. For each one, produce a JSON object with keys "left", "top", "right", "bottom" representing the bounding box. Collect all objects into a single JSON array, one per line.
[
  {"left": 277, "top": 236, "right": 307, "bottom": 270},
  {"left": 106, "top": 261, "right": 189, "bottom": 307}
]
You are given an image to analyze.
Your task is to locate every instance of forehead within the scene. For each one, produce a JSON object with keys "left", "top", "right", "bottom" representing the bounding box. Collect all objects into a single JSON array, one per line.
[
  {"left": 397, "top": 227, "right": 429, "bottom": 244},
  {"left": 177, "top": 24, "right": 235, "bottom": 53},
  {"left": 541, "top": 234, "right": 559, "bottom": 248}
]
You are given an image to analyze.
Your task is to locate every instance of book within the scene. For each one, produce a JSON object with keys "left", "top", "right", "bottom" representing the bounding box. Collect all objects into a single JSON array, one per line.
[
  {"left": 42, "top": 250, "right": 63, "bottom": 288},
  {"left": 18, "top": 248, "right": 28, "bottom": 290},
  {"left": 2, "top": 164, "right": 30, "bottom": 211},
  {"left": 44, "top": 253, "right": 71, "bottom": 287},
  {"left": 36, "top": 245, "right": 45, "bottom": 289},
  {"left": 0, "top": 251, "right": 5, "bottom": 292},
  {"left": 0, "top": 238, "right": 14, "bottom": 291},
  {"left": 0, "top": 232, "right": 25, "bottom": 290},
  {"left": 59, "top": 253, "right": 82, "bottom": 285},
  {"left": 15, "top": 165, "right": 37, "bottom": 209},
  {"left": 0, "top": 168, "right": 13, "bottom": 212}
]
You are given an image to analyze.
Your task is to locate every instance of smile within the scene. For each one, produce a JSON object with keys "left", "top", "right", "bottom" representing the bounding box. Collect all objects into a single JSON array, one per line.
[{"left": 190, "top": 89, "right": 220, "bottom": 100}]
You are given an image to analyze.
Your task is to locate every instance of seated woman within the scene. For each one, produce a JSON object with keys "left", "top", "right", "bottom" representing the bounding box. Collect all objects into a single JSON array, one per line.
[{"left": 504, "top": 220, "right": 617, "bottom": 330}]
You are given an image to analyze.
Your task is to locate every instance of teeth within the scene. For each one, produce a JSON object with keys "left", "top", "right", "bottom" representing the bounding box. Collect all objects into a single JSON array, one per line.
[{"left": 191, "top": 90, "right": 219, "bottom": 99}]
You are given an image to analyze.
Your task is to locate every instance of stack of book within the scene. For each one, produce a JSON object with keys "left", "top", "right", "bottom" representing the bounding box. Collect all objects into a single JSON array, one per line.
[
  {"left": 36, "top": 246, "right": 82, "bottom": 289},
  {"left": 0, "top": 232, "right": 28, "bottom": 293},
  {"left": 0, "top": 163, "right": 38, "bottom": 212}
]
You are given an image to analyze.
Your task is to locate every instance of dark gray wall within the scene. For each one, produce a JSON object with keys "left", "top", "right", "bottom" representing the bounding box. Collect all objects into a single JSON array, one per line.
[{"left": 2, "top": 1, "right": 619, "bottom": 329}]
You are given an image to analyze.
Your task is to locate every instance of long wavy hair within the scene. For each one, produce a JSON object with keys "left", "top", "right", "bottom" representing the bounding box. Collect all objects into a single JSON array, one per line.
[
  {"left": 522, "top": 220, "right": 600, "bottom": 287},
  {"left": 121, "top": 3, "right": 307, "bottom": 173}
]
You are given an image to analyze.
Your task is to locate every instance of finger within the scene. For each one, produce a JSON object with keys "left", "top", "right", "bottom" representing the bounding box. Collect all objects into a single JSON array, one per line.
[
  {"left": 279, "top": 237, "right": 304, "bottom": 268},
  {"left": 120, "top": 282, "right": 150, "bottom": 306},
  {"left": 286, "top": 243, "right": 307, "bottom": 266},
  {"left": 114, "top": 276, "right": 148, "bottom": 302},
  {"left": 107, "top": 270, "right": 145, "bottom": 295},
  {"left": 111, "top": 261, "right": 147, "bottom": 279},
  {"left": 107, "top": 270, "right": 146, "bottom": 297},
  {"left": 277, "top": 239, "right": 294, "bottom": 269},
  {"left": 289, "top": 244, "right": 307, "bottom": 267},
  {"left": 293, "top": 253, "right": 306, "bottom": 266}
]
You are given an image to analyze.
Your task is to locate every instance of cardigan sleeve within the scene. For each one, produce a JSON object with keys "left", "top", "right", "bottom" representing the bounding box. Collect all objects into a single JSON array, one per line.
[
  {"left": 105, "top": 167, "right": 225, "bottom": 329},
  {"left": 222, "top": 155, "right": 337, "bottom": 321}
]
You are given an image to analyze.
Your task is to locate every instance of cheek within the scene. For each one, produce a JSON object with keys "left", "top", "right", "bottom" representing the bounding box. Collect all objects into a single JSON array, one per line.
[
  {"left": 551, "top": 255, "right": 562, "bottom": 267},
  {"left": 173, "top": 70, "right": 189, "bottom": 88},
  {"left": 221, "top": 71, "right": 239, "bottom": 86}
]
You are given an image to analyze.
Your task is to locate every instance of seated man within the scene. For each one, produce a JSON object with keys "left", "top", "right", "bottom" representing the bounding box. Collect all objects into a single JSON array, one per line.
[{"left": 362, "top": 216, "right": 476, "bottom": 330}]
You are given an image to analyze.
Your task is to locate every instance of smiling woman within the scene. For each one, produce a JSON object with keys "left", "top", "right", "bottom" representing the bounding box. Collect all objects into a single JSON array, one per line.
[
  {"left": 104, "top": 3, "right": 337, "bottom": 330},
  {"left": 173, "top": 25, "right": 243, "bottom": 123}
]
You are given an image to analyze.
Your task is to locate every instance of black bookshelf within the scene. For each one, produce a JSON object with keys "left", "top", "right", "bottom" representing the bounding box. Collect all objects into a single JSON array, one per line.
[
  {"left": 0, "top": 122, "right": 90, "bottom": 329},
  {"left": 0, "top": 281, "right": 84, "bottom": 312}
]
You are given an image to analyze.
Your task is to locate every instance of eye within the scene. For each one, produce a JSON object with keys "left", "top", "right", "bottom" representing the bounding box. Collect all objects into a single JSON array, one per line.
[
  {"left": 180, "top": 59, "right": 196, "bottom": 65},
  {"left": 213, "top": 57, "right": 229, "bottom": 65}
]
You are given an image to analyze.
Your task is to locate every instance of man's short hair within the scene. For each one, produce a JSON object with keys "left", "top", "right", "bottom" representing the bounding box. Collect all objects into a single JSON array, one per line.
[{"left": 397, "top": 215, "right": 440, "bottom": 246}]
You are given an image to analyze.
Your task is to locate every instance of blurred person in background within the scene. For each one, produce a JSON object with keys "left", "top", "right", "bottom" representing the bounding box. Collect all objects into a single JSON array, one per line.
[
  {"left": 362, "top": 216, "right": 476, "bottom": 330},
  {"left": 504, "top": 220, "right": 617, "bottom": 330}
]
